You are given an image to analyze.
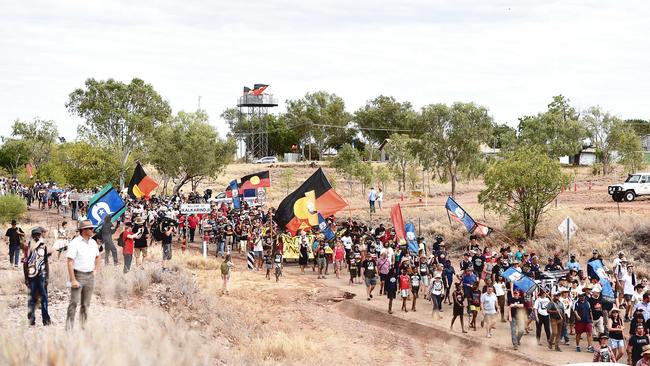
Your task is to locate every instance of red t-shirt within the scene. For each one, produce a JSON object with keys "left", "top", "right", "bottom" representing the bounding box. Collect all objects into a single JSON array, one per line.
[
  {"left": 188, "top": 216, "right": 198, "bottom": 229},
  {"left": 399, "top": 275, "right": 411, "bottom": 290},
  {"left": 122, "top": 230, "right": 134, "bottom": 255}
]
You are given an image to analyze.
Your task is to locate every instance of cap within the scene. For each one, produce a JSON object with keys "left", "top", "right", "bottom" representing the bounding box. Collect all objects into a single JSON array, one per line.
[
  {"left": 77, "top": 220, "right": 95, "bottom": 230},
  {"left": 599, "top": 334, "right": 609, "bottom": 340},
  {"left": 31, "top": 227, "right": 43, "bottom": 236},
  {"left": 642, "top": 345, "right": 650, "bottom": 356},
  {"left": 11, "top": 219, "right": 17, "bottom": 225}
]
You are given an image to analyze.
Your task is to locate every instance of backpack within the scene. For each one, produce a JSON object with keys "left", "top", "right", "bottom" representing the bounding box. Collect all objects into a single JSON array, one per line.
[
  {"left": 117, "top": 232, "right": 125, "bottom": 247},
  {"left": 220, "top": 261, "right": 230, "bottom": 275}
]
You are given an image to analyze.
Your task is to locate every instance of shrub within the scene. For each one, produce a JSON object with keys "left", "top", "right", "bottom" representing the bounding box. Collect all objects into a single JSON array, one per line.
[{"left": 0, "top": 195, "right": 27, "bottom": 223}]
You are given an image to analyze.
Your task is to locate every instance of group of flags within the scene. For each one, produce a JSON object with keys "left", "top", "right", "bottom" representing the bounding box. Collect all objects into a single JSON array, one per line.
[
  {"left": 226, "top": 170, "right": 271, "bottom": 209},
  {"left": 243, "top": 84, "right": 269, "bottom": 96}
]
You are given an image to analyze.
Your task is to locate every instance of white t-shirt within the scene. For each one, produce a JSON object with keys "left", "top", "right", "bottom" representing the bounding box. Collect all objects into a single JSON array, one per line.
[
  {"left": 481, "top": 292, "right": 498, "bottom": 314},
  {"left": 534, "top": 297, "right": 550, "bottom": 316},
  {"left": 341, "top": 236, "right": 353, "bottom": 250},
  {"left": 494, "top": 282, "right": 506, "bottom": 296},
  {"left": 66, "top": 236, "right": 100, "bottom": 273},
  {"left": 623, "top": 274, "right": 635, "bottom": 295},
  {"left": 376, "top": 191, "right": 383, "bottom": 202}
]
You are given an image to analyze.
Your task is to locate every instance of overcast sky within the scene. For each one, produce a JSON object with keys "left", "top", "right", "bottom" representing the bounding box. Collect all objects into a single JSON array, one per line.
[{"left": 1, "top": 0, "right": 649, "bottom": 140}]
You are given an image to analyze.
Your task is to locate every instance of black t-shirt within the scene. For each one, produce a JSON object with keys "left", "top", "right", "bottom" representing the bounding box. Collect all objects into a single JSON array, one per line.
[
  {"left": 460, "top": 259, "right": 472, "bottom": 271},
  {"left": 588, "top": 297, "right": 603, "bottom": 320},
  {"left": 472, "top": 255, "right": 485, "bottom": 273},
  {"left": 134, "top": 226, "right": 149, "bottom": 248},
  {"left": 508, "top": 294, "right": 526, "bottom": 318},
  {"left": 385, "top": 274, "right": 398, "bottom": 293},
  {"left": 453, "top": 291, "right": 464, "bottom": 310},
  {"left": 629, "top": 335, "right": 649, "bottom": 365},
  {"left": 362, "top": 259, "right": 377, "bottom": 278},
  {"left": 5, "top": 227, "right": 23, "bottom": 246}
]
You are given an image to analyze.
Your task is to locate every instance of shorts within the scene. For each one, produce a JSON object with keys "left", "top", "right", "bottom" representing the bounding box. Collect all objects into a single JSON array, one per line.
[
  {"left": 484, "top": 313, "right": 497, "bottom": 324},
  {"left": 401, "top": 289, "right": 409, "bottom": 298},
  {"left": 254, "top": 250, "right": 263, "bottom": 259},
  {"left": 574, "top": 322, "right": 592, "bottom": 335},
  {"left": 624, "top": 294, "right": 633, "bottom": 302},
  {"left": 412, "top": 286, "right": 420, "bottom": 298},
  {"left": 365, "top": 277, "right": 377, "bottom": 287},
  {"left": 134, "top": 247, "right": 148, "bottom": 258},
  {"left": 609, "top": 338, "right": 625, "bottom": 349},
  {"left": 265, "top": 263, "right": 273, "bottom": 270},
  {"left": 162, "top": 243, "right": 172, "bottom": 260},
  {"left": 470, "top": 305, "right": 481, "bottom": 312},
  {"left": 421, "top": 276, "right": 430, "bottom": 287},
  {"left": 379, "top": 273, "right": 387, "bottom": 282},
  {"left": 317, "top": 257, "right": 326, "bottom": 268}
]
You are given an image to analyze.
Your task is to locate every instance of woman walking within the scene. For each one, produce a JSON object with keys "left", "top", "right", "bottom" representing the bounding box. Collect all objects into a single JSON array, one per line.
[
  {"left": 450, "top": 283, "right": 467, "bottom": 333},
  {"left": 607, "top": 309, "right": 625, "bottom": 361},
  {"left": 494, "top": 276, "right": 507, "bottom": 322},
  {"left": 399, "top": 268, "right": 411, "bottom": 312},
  {"left": 385, "top": 267, "right": 398, "bottom": 314},
  {"left": 430, "top": 275, "right": 444, "bottom": 320},
  {"left": 534, "top": 290, "right": 551, "bottom": 346},
  {"left": 298, "top": 233, "right": 309, "bottom": 274}
]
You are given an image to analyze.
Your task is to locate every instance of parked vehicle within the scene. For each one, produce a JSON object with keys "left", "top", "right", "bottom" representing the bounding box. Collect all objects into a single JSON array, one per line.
[
  {"left": 254, "top": 156, "right": 278, "bottom": 164},
  {"left": 208, "top": 188, "right": 266, "bottom": 206},
  {"left": 608, "top": 172, "right": 650, "bottom": 201}
]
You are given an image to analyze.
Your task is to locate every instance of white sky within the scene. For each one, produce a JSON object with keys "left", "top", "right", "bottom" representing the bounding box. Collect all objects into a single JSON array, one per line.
[{"left": 1, "top": 0, "right": 649, "bottom": 141}]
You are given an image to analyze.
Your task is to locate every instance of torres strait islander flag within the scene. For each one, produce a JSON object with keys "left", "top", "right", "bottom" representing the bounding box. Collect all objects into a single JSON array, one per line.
[
  {"left": 127, "top": 163, "right": 158, "bottom": 199},
  {"left": 274, "top": 168, "right": 347, "bottom": 234}
]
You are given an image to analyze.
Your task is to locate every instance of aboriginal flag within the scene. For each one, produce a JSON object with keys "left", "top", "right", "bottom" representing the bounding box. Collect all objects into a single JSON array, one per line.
[
  {"left": 243, "top": 86, "right": 251, "bottom": 95},
  {"left": 240, "top": 171, "right": 270, "bottom": 190},
  {"left": 274, "top": 168, "right": 347, "bottom": 234},
  {"left": 127, "top": 163, "right": 158, "bottom": 199}
]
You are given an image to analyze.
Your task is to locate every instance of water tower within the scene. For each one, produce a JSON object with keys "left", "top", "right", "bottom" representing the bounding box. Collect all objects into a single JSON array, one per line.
[{"left": 237, "top": 84, "right": 278, "bottom": 159}]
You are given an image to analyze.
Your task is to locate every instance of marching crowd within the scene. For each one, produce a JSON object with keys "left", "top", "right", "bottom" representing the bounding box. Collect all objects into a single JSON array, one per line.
[{"left": 4, "top": 184, "right": 650, "bottom": 365}]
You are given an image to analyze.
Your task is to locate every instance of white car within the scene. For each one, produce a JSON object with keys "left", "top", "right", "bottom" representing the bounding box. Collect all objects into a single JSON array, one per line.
[
  {"left": 208, "top": 190, "right": 265, "bottom": 206},
  {"left": 254, "top": 156, "right": 278, "bottom": 164},
  {"left": 608, "top": 172, "right": 650, "bottom": 202}
]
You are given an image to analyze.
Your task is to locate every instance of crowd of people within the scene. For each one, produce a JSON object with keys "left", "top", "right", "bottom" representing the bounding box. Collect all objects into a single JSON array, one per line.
[{"left": 4, "top": 181, "right": 650, "bottom": 365}]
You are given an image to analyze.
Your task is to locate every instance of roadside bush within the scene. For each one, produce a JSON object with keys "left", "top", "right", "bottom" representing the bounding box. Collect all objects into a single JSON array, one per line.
[{"left": 0, "top": 195, "right": 27, "bottom": 223}]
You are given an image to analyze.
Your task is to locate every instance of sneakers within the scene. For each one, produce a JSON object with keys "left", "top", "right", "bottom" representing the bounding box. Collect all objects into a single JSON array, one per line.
[
  {"left": 576, "top": 346, "right": 581, "bottom": 352},
  {"left": 555, "top": 346, "right": 562, "bottom": 352},
  {"left": 587, "top": 346, "right": 595, "bottom": 353}
]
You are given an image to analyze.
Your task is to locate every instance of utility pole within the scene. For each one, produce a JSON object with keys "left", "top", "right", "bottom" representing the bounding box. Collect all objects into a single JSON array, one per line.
[{"left": 198, "top": 96, "right": 202, "bottom": 111}]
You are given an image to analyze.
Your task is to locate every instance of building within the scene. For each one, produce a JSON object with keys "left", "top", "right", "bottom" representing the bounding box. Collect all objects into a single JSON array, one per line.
[
  {"left": 642, "top": 134, "right": 650, "bottom": 151},
  {"left": 560, "top": 145, "right": 598, "bottom": 166}
]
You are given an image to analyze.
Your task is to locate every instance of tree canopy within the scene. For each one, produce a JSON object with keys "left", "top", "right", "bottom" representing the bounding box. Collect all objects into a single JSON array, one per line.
[
  {"left": 416, "top": 102, "right": 493, "bottom": 197},
  {"left": 148, "top": 110, "right": 236, "bottom": 195},
  {"left": 66, "top": 78, "right": 172, "bottom": 188},
  {"left": 479, "top": 148, "right": 568, "bottom": 239}
]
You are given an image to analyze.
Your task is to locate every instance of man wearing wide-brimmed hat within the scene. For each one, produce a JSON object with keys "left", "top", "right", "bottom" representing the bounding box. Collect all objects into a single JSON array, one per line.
[
  {"left": 24, "top": 226, "right": 51, "bottom": 326},
  {"left": 65, "top": 219, "right": 100, "bottom": 331}
]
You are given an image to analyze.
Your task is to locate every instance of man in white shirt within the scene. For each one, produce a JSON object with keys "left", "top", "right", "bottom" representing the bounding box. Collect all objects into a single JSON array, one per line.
[
  {"left": 65, "top": 220, "right": 101, "bottom": 331},
  {"left": 481, "top": 286, "right": 498, "bottom": 338}
]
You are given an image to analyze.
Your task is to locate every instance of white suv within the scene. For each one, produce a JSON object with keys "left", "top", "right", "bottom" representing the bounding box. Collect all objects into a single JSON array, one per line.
[
  {"left": 254, "top": 156, "right": 278, "bottom": 164},
  {"left": 608, "top": 172, "right": 650, "bottom": 202}
]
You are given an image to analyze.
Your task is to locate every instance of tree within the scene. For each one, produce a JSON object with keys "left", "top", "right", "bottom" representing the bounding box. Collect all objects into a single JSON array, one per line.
[
  {"left": 148, "top": 110, "right": 235, "bottom": 195},
  {"left": 479, "top": 148, "right": 568, "bottom": 239},
  {"left": 488, "top": 123, "right": 517, "bottom": 151},
  {"left": 354, "top": 96, "right": 416, "bottom": 160},
  {"left": 10, "top": 118, "right": 58, "bottom": 170},
  {"left": 406, "top": 163, "right": 420, "bottom": 190},
  {"left": 625, "top": 119, "right": 650, "bottom": 137},
  {"left": 517, "top": 95, "right": 586, "bottom": 159},
  {"left": 385, "top": 133, "right": 417, "bottom": 192},
  {"left": 45, "top": 142, "right": 122, "bottom": 189},
  {"left": 581, "top": 106, "right": 623, "bottom": 175},
  {"left": 66, "top": 78, "right": 172, "bottom": 188},
  {"left": 354, "top": 162, "right": 374, "bottom": 195},
  {"left": 417, "top": 102, "right": 493, "bottom": 197},
  {"left": 374, "top": 164, "right": 392, "bottom": 192},
  {"left": 0, "top": 138, "right": 30, "bottom": 176},
  {"left": 614, "top": 126, "right": 646, "bottom": 174},
  {"left": 279, "top": 168, "right": 295, "bottom": 196},
  {"left": 284, "top": 91, "right": 352, "bottom": 160},
  {"left": 331, "top": 144, "right": 361, "bottom": 194}
]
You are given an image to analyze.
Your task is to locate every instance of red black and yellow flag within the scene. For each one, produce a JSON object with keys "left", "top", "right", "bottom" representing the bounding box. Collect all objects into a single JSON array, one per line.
[
  {"left": 274, "top": 168, "right": 347, "bottom": 234},
  {"left": 239, "top": 171, "right": 270, "bottom": 190},
  {"left": 127, "top": 163, "right": 158, "bottom": 199}
]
